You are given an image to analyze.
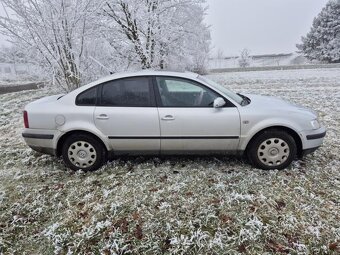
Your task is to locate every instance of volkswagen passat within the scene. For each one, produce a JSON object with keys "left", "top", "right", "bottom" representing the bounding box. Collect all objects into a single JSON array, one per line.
[{"left": 22, "top": 71, "right": 326, "bottom": 171}]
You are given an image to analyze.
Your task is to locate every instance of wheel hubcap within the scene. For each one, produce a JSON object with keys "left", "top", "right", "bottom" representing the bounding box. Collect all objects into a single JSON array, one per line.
[
  {"left": 269, "top": 148, "right": 279, "bottom": 156},
  {"left": 77, "top": 150, "right": 87, "bottom": 158},
  {"left": 68, "top": 141, "right": 97, "bottom": 168},
  {"left": 257, "top": 138, "right": 290, "bottom": 167}
]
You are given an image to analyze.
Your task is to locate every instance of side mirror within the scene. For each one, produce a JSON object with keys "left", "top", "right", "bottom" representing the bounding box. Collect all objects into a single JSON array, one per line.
[{"left": 213, "top": 97, "right": 226, "bottom": 108}]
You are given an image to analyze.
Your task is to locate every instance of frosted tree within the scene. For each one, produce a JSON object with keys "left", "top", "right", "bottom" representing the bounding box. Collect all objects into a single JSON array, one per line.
[
  {"left": 297, "top": 0, "right": 340, "bottom": 63},
  {"left": 102, "top": 0, "right": 210, "bottom": 72},
  {"left": 0, "top": 45, "right": 23, "bottom": 64},
  {"left": 238, "top": 48, "right": 251, "bottom": 68},
  {"left": 0, "top": 0, "right": 104, "bottom": 91},
  {"left": 0, "top": 0, "right": 211, "bottom": 89}
]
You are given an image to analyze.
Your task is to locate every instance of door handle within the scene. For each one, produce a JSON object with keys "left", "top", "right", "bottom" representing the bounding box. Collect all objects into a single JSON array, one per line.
[
  {"left": 96, "top": 114, "right": 109, "bottom": 120},
  {"left": 162, "top": 115, "right": 175, "bottom": 121}
]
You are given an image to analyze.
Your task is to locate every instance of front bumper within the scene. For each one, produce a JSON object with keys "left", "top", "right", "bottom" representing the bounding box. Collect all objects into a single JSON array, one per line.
[
  {"left": 306, "top": 131, "right": 326, "bottom": 140},
  {"left": 300, "top": 126, "right": 326, "bottom": 151},
  {"left": 301, "top": 146, "right": 320, "bottom": 157}
]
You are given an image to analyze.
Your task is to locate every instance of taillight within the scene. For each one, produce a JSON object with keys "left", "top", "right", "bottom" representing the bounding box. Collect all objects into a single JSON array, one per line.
[{"left": 23, "top": 111, "right": 29, "bottom": 128}]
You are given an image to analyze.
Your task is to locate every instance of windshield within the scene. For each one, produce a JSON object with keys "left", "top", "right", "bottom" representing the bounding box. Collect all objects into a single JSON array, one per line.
[{"left": 198, "top": 76, "right": 244, "bottom": 105}]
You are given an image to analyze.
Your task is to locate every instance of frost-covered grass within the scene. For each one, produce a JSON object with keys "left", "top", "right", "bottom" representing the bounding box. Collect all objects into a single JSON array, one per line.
[{"left": 0, "top": 69, "right": 339, "bottom": 254}]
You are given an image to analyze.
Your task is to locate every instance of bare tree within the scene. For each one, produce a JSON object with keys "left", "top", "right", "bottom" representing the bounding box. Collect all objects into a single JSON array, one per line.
[
  {"left": 0, "top": 0, "right": 103, "bottom": 91},
  {"left": 102, "top": 0, "right": 210, "bottom": 71},
  {"left": 215, "top": 48, "right": 225, "bottom": 68},
  {"left": 0, "top": 0, "right": 211, "bottom": 88},
  {"left": 238, "top": 48, "right": 251, "bottom": 68},
  {"left": 216, "top": 49, "right": 225, "bottom": 60}
]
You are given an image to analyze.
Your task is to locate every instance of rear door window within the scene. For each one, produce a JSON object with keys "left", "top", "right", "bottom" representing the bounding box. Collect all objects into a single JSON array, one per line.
[{"left": 100, "top": 77, "right": 154, "bottom": 107}]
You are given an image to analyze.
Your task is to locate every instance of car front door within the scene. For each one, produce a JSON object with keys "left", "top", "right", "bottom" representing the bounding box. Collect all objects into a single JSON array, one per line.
[
  {"left": 155, "top": 76, "right": 240, "bottom": 154},
  {"left": 94, "top": 77, "right": 160, "bottom": 154}
]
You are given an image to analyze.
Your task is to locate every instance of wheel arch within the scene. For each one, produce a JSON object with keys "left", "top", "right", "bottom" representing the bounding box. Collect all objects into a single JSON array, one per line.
[
  {"left": 244, "top": 126, "right": 303, "bottom": 158},
  {"left": 56, "top": 130, "right": 109, "bottom": 157}
]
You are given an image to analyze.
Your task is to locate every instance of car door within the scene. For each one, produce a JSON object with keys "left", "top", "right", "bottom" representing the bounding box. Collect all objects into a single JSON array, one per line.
[
  {"left": 155, "top": 76, "right": 240, "bottom": 154},
  {"left": 94, "top": 76, "right": 160, "bottom": 154}
]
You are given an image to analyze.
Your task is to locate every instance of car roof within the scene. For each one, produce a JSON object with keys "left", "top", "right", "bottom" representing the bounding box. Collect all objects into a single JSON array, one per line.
[
  {"left": 64, "top": 70, "right": 202, "bottom": 100},
  {"left": 91, "top": 70, "right": 199, "bottom": 86}
]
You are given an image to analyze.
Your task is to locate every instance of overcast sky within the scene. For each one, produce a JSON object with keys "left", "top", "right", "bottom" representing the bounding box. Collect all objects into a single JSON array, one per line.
[
  {"left": 0, "top": 0, "right": 330, "bottom": 56},
  {"left": 205, "top": 0, "right": 329, "bottom": 56}
]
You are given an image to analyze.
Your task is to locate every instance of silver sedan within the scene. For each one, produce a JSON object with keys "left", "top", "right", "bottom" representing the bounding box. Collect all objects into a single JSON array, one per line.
[{"left": 22, "top": 71, "right": 326, "bottom": 171}]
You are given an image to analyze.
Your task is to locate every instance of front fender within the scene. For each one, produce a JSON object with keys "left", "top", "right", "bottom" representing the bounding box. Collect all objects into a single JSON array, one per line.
[{"left": 239, "top": 118, "right": 303, "bottom": 151}]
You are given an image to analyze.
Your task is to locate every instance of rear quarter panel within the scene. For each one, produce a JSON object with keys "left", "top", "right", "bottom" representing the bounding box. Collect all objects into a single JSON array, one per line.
[
  {"left": 25, "top": 95, "right": 64, "bottom": 129},
  {"left": 25, "top": 94, "right": 111, "bottom": 152}
]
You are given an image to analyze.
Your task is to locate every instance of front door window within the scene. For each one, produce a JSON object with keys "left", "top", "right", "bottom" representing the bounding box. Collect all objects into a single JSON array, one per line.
[{"left": 156, "top": 77, "right": 219, "bottom": 107}]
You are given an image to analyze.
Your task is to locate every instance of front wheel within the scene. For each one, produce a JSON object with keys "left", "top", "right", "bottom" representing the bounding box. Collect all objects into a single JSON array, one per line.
[
  {"left": 62, "top": 134, "right": 107, "bottom": 171},
  {"left": 247, "top": 130, "right": 297, "bottom": 170}
]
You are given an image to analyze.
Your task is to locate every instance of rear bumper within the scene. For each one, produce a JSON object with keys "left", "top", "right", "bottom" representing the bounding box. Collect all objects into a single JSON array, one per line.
[
  {"left": 22, "top": 129, "right": 60, "bottom": 156},
  {"left": 22, "top": 133, "right": 54, "bottom": 140},
  {"left": 28, "top": 145, "right": 56, "bottom": 155}
]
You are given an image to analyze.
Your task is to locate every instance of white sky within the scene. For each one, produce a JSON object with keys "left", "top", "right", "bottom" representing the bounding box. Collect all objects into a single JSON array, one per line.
[
  {"left": 0, "top": 0, "right": 330, "bottom": 56},
  {"left": 205, "top": 0, "right": 329, "bottom": 56}
]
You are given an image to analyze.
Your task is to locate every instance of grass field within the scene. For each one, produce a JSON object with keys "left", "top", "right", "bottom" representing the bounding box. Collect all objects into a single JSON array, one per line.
[{"left": 0, "top": 68, "right": 339, "bottom": 254}]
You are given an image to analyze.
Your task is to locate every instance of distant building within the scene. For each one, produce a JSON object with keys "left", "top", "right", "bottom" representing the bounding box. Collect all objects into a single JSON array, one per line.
[{"left": 208, "top": 53, "right": 311, "bottom": 69}]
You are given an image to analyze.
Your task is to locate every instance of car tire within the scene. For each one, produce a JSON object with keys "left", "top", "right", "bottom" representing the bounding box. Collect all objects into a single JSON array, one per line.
[
  {"left": 62, "top": 133, "right": 107, "bottom": 171},
  {"left": 247, "top": 130, "right": 297, "bottom": 170}
]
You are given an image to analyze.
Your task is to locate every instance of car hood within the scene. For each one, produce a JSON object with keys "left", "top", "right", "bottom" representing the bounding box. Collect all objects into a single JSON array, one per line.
[{"left": 243, "top": 94, "right": 317, "bottom": 118}]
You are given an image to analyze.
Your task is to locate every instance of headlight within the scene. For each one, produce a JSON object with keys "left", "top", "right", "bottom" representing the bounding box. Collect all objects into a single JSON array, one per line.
[{"left": 310, "top": 119, "right": 321, "bottom": 130}]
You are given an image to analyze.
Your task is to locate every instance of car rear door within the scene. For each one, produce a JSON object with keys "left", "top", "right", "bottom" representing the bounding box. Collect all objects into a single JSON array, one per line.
[
  {"left": 94, "top": 76, "right": 160, "bottom": 154},
  {"left": 154, "top": 76, "right": 240, "bottom": 154}
]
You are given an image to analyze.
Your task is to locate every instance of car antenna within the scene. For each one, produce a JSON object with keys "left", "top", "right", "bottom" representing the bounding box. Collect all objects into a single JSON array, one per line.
[{"left": 89, "top": 56, "right": 115, "bottom": 75}]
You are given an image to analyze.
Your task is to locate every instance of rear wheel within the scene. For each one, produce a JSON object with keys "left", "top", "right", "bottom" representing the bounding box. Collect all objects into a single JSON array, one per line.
[
  {"left": 62, "top": 134, "right": 106, "bottom": 171},
  {"left": 247, "top": 130, "right": 297, "bottom": 170}
]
